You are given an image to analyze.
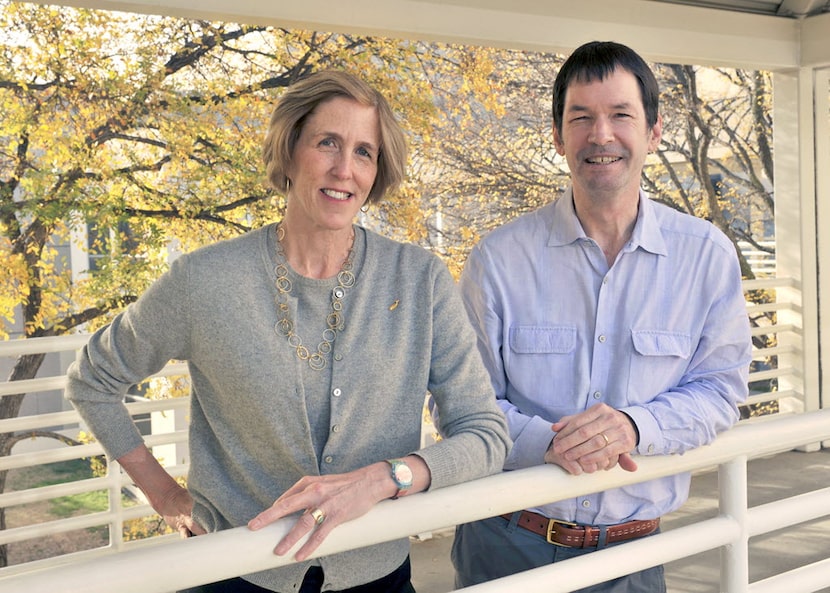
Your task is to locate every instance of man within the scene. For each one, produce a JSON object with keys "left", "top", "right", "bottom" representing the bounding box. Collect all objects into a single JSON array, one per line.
[{"left": 452, "top": 41, "right": 752, "bottom": 592}]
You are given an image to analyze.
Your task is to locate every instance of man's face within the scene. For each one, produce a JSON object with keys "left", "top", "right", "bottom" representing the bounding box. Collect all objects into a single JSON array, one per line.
[{"left": 553, "top": 68, "right": 661, "bottom": 203}]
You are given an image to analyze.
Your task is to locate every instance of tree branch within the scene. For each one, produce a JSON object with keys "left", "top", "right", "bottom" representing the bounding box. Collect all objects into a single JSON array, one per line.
[
  {"left": 33, "top": 296, "right": 139, "bottom": 338},
  {"left": 1, "top": 431, "right": 86, "bottom": 457}
]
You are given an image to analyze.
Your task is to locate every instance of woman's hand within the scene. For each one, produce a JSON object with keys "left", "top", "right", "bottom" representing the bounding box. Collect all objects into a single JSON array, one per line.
[
  {"left": 117, "top": 444, "right": 206, "bottom": 539},
  {"left": 248, "top": 457, "right": 428, "bottom": 561},
  {"left": 155, "top": 482, "right": 206, "bottom": 538}
]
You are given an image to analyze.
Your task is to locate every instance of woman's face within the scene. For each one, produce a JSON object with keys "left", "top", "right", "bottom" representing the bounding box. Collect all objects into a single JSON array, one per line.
[{"left": 285, "top": 96, "right": 380, "bottom": 233}]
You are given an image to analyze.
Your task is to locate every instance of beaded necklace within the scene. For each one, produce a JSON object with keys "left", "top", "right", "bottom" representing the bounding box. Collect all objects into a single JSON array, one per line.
[{"left": 273, "top": 224, "right": 356, "bottom": 371}]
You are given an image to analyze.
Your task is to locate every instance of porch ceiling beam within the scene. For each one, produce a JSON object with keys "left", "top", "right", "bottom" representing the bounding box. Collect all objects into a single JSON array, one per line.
[{"left": 22, "top": 0, "right": 801, "bottom": 69}]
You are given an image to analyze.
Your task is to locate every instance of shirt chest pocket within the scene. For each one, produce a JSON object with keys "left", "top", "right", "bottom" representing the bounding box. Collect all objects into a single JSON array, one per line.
[
  {"left": 507, "top": 326, "right": 580, "bottom": 411},
  {"left": 629, "top": 329, "right": 692, "bottom": 397},
  {"left": 631, "top": 330, "right": 692, "bottom": 358},
  {"left": 509, "top": 326, "right": 577, "bottom": 354}
]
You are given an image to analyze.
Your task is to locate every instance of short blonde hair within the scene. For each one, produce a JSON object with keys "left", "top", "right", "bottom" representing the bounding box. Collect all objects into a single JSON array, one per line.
[{"left": 262, "top": 70, "right": 408, "bottom": 204}]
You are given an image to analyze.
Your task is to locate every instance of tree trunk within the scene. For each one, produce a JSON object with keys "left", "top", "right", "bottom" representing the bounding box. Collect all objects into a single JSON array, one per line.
[{"left": 0, "top": 467, "right": 9, "bottom": 567}]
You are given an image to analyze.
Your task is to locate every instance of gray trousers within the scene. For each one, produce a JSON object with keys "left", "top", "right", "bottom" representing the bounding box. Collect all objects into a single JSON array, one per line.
[{"left": 451, "top": 514, "right": 666, "bottom": 593}]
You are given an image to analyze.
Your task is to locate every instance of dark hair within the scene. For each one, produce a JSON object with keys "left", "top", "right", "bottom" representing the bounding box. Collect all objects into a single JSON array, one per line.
[
  {"left": 552, "top": 41, "right": 660, "bottom": 136},
  {"left": 262, "top": 70, "right": 408, "bottom": 204}
]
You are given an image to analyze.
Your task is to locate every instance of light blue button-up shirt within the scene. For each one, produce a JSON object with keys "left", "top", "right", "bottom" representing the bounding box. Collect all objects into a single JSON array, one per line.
[{"left": 460, "top": 188, "right": 751, "bottom": 524}]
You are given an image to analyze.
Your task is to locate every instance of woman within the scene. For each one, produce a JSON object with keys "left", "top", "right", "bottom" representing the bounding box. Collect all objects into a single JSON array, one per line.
[{"left": 65, "top": 70, "right": 510, "bottom": 593}]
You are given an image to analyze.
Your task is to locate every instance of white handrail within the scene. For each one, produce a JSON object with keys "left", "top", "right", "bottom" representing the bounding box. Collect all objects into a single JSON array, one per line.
[
  {"left": 0, "top": 334, "right": 90, "bottom": 356},
  {"left": 2, "top": 408, "right": 829, "bottom": 593},
  {"left": 0, "top": 362, "right": 189, "bottom": 397}
]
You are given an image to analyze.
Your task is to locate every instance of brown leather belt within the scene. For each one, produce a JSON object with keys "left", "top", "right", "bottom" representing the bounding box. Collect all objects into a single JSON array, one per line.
[{"left": 501, "top": 510, "right": 660, "bottom": 548}]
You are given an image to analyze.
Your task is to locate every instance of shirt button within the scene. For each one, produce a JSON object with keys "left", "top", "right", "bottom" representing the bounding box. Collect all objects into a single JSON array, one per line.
[
  {"left": 648, "top": 444, "right": 656, "bottom": 454},
  {"left": 334, "top": 354, "right": 343, "bottom": 361},
  {"left": 332, "top": 388, "right": 342, "bottom": 397},
  {"left": 593, "top": 391, "right": 602, "bottom": 399},
  {"left": 324, "top": 455, "right": 333, "bottom": 464},
  {"left": 582, "top": 500, "right": 591, "bottom": 508},
  {"left": 602, "top": 276, "right": 609, "bottom": 285},
  {"left": 332, "top": 425, "right": 340, "bottom": 433},
  {"left": 598, "top": 335, "right": 606, "bottom": 343}
]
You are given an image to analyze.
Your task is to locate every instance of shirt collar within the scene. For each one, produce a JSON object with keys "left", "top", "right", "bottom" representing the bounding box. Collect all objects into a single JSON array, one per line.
[{"left": 548, "top": 187, "right": 668, "bottom": 257}]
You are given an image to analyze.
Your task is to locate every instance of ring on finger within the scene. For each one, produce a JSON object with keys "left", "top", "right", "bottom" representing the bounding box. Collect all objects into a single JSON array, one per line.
[
  {"left": 600, "top": 433, "right": 610, "bottom": 447},
  {"left": 309, "top": 508, "right": 326, "bottom": 526}
]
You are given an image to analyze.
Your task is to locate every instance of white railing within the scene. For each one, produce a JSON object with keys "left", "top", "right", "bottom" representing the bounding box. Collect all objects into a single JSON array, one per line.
[
  {"left": 1, "top": 408, "right": 828, "bottom": 593},
  {"left": 739, "top": 240, "right": 776, "bottom": 277},
  {"left": 0, "top": 275, "right": 815, "bottom": 587},
  {"left": 742, "top": 277, "right": 802, "bottom": 415}
]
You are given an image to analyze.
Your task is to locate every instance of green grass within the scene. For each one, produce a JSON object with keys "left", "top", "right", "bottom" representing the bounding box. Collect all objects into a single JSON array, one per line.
[
  {"left": 9, "top": 457, "right": 134, "bottom": 518},
  {"left": 20, "top": 458, "right": 109, "bottom": 517},
  {"left": 50, "top": 489, "right": 110, "bottom": 517},
  {"left": 25, "top": 458, "right": 97, "bottom": 488}
]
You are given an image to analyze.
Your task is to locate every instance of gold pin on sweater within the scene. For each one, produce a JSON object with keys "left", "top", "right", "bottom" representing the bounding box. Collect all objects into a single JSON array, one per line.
[{"left": 389, "top": 299, "right": 400, "bottom": 311}]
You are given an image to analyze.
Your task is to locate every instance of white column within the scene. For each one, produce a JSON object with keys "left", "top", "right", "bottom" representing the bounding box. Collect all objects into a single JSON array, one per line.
[
  {"left": 814, "top": 68, "right": 830, "bottom": 444},
  {"left": 772, "top": 69, "right": 820, "bottom": 442},
  {"left": 719, "top": 457, "right": 748, "bottom": 593}
]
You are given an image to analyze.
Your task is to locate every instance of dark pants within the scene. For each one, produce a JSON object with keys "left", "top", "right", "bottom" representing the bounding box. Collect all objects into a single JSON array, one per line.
[
  {"left": 452, "top": 515, "right": 666, "bottom": 593},
  {"left": 179, "top": 556, "right": 415, "bottom": 593}
]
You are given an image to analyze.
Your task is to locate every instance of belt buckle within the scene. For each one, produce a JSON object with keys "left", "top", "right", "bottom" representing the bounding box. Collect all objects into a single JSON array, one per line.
[{"left": 546, "top": 519, "right": 578, "bottom": 546}]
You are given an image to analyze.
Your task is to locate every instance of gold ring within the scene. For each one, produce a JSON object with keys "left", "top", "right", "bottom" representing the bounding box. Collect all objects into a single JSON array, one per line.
[
  {"left": 309, "top": 508, "right": 325, "bottom": 526},
  {"left": 600, "top": 433, "right": 610, "bottom": 447}
]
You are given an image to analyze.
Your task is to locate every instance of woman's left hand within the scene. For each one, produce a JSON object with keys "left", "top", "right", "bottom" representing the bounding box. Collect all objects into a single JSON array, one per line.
[{"left": 247, "top": 462, "right": 399, "bottom": 561}]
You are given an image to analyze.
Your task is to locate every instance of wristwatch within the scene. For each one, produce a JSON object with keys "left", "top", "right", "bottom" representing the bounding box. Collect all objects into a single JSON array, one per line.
[{"left": 386, "top": 458, "right": 414, "bottom": 499}]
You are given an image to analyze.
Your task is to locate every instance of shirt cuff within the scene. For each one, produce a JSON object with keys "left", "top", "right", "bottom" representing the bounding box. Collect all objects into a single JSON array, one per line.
[{"left": 621, "top": 406, "right": 663, "bottom": 456}]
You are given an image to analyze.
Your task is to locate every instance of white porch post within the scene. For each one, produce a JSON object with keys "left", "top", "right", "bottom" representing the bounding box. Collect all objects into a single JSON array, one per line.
[
  {"left": 772, "top": 68, "right": 820, "bottom": 441},
  {"left": 815, "top": 68, "right": 830, "bottom": 445},
  {"left": 719, "top": 456, "right": 749, "bottom": 593}
]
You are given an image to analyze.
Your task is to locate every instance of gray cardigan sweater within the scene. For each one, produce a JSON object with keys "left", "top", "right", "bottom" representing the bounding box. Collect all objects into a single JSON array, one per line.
[{"left": 66, "top": 224, "right": 509, "bottom": 591}]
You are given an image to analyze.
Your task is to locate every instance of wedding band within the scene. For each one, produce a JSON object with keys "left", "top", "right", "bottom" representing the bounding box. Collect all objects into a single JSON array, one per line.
[
  {"left": 310, "top": 508, "right": 325, "bottom": 526},
  {"left": 600, "top": 433, "right": 610, "bottom": 447}
]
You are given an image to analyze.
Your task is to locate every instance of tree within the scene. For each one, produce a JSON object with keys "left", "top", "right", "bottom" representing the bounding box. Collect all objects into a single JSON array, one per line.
[
  {"left": 645, "top": 64, "right": 774, "bottom": 278},
  {"left": 399, "top": 47, "right": 570, "bottom": 276}
]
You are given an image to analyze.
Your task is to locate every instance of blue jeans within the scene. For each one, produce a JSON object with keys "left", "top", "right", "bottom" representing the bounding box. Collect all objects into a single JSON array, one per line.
[
  {"left": 179, "top": 556, "right": 415, "bottom": 593},
  {"left": 452, "top": 514, "right": 666, "bottom": 593}
]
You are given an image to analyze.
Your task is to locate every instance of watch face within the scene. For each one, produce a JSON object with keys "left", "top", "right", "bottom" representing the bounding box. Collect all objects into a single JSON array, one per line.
[
  {"left": 395, "top": 463, "right": 414, "bottom": 486},
  {"left": 390, "top": 460, "right": 412, "bottom": 490}
]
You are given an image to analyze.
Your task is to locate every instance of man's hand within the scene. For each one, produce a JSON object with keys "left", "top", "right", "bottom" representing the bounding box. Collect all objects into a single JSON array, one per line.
[
  {"left": 544, "top": 441, "right": 590, "bottom": 475},
  {"left": 546, "top": 403, "right": 639, "bottom": 474}
]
